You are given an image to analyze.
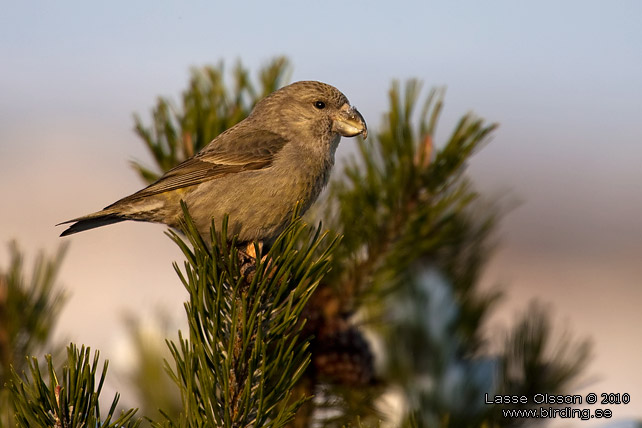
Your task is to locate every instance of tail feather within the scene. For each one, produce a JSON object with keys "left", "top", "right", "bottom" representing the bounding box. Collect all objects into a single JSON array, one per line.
[{"left": 58, "top": 213, "right": 126, "bottom": 236}]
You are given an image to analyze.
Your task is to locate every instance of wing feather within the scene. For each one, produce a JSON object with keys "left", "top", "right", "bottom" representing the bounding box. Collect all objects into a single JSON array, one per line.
[{"left": 115, "top": 128, "right": 288, "bottom": 204}]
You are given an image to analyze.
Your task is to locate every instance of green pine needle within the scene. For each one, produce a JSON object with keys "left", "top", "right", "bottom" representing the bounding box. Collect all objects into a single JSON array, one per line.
[
  {"left": 8, "top": 344, "right": 140, "bottom": 428},
  {"left": 158, "top": 203, "right": 336, "bottom": 428}
]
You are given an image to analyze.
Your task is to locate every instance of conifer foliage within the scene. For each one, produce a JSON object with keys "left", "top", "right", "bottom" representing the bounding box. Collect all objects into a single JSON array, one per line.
[
  {"left": 0, "top": 243, "right": 68, "bottom": 428},
  {"left": 9, "top": 345, "right": 139, "bottom": 428},
  {"left": 2, "top": 58, "right": 592, "bottom": 427},
  {"left": 157, "top": 206, "right": 336, "bottom": 427}
]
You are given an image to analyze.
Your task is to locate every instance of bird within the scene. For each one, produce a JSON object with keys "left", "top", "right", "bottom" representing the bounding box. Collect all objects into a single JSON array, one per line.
[{"left": 58, "top": 81, "right": 367, "bottom": 243}]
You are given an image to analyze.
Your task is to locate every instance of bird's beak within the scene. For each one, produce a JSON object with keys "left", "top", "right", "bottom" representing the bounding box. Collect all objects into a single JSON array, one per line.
[{"left": 332, "top": 103, "right": 368, "bottom": 140}]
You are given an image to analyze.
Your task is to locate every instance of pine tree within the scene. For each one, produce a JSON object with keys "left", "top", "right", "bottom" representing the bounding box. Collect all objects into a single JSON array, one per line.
[
  {"left": 8, "top": 344, "right": 139, "bottom": 428},
  {"left": 0, "top": 242, "right": 68, "bottom": 428},
  {"left": 156, "top": 205, "right": 336, "bottom": 427},
  {"left": 3, "top": 57, "right": 593, "bottom": 427},
  {"left": 123, "top": 59, "right": 592, "bottom": 426}
]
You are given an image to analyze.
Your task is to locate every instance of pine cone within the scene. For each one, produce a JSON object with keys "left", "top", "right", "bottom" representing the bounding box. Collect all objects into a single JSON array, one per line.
[
  {"left": 302, "top": 285, "right": 351, "bottom": 336},
  {"left": 313, "top": 326, "right": 375, "bottom": 386}
]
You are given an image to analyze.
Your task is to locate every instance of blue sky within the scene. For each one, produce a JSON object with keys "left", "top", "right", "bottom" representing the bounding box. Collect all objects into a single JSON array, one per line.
[{"left": 1, "top": 1, "right": 641, "bottom": 425}]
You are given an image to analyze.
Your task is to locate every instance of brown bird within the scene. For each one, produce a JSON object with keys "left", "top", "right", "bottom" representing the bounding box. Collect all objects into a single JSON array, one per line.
[{"left": 59, "top": 81, "right": 367, "bottom": 242}]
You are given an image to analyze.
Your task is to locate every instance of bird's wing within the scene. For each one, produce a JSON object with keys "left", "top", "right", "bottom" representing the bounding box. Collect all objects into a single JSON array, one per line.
[{"left": 116, "top": 129, "right": 288, "bottom": 203}]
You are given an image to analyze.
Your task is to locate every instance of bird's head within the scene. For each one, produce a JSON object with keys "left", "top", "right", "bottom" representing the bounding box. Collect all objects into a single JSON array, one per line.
[{"left": 252, "top": 81, "right": 368, "bottom": 144}]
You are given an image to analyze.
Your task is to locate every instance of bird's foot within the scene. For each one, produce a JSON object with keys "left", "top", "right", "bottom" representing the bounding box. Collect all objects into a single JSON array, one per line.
[{"left": 239, "top": 241, "right": 265, "bottom": 283}]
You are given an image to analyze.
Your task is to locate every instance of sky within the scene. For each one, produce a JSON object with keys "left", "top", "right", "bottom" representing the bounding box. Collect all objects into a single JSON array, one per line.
[{"left": 1, "top": 1, "right": 641, "bottom": 425}]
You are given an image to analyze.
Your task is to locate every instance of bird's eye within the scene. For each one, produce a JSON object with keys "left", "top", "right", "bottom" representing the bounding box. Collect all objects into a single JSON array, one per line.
[{"left": 314, "top": 101, "right": 326, "bottom": 109}]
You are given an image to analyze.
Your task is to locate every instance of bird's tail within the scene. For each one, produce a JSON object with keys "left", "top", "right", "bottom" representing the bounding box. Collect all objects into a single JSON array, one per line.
[{"left": 58, "top": 211, "right": 127, "bottom": 237}]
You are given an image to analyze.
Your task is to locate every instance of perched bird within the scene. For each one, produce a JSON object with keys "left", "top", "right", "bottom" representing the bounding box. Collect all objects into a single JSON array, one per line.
[{"left": 59, "top": 81, "right": 367, "bottom": 242}]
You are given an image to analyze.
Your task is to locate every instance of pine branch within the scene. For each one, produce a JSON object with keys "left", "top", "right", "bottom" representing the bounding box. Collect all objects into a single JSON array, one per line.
[
  {"left": 0, "top": 242, "right": 68, "bottom": 381},
  {"left": 156, "top": 203, "right": 337, "bottom": 428},
  {"left": 327, "top": 81, "right": 498, "bottom": 302},
  {"left": 8, "top": 344, "right": 140, "bottom": 428},
  {"left": 500, "top": 302, "right": 592, "bottom": 398},
  {"left": 0, "top": 242, "right": 69, "bottom": 428},
  {"left": 317, "top": 80, "right": 591, "bottom": 427}
]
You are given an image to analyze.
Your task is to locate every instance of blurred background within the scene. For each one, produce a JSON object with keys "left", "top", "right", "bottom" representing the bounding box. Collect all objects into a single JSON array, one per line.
[{"left": 1, "top": 1, "right": 640, "bottom": 426}]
